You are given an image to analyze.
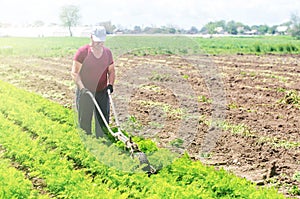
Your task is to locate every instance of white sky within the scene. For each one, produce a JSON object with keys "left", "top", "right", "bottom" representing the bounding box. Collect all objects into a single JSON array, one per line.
[{"left": 1, "top": 0, "right": 300, "bottom": 29}]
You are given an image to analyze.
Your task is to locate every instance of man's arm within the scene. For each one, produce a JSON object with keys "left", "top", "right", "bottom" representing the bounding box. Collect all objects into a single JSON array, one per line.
[
  {"left": 108, "top": 63, "right": 115, "bottom": 86},
  {"left": 71, "top": 60, "right": 85, "bottom": 90}
]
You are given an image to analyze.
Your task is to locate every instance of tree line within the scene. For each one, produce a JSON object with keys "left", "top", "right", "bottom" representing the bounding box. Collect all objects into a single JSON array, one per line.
[
  {"left": 2, "top": 5, "right": 299, "bottom": 39},
  {"left": 58, "top": 5, "right": 300, "bottom": 39}
]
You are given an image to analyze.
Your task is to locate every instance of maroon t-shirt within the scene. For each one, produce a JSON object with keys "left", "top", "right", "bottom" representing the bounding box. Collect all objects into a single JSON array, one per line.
[{"left": 74, "top": 45, "right": 113, "bottom": 92}]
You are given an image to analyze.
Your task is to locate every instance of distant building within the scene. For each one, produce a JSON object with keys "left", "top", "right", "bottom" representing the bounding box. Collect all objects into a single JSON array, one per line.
[
  {"left": 214, "top": 27, "right": 224, "bottom": 34},
  {"left": 244, "top": 29, "right": 258, "bottom": 35},
  {"left": 276, "top": 26, "right": 288, "bottom": 35}
]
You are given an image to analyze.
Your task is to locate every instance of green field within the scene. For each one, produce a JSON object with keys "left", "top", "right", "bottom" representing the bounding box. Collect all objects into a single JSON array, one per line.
[
  {"left": 0, "top": 80, "right": 285, "bottom": 198},
  {"left": 0, "top": 35, "right": 298, "bottom": 198},
  {"left": 1, "top": 35, "right": 300, "bottom": 57}
]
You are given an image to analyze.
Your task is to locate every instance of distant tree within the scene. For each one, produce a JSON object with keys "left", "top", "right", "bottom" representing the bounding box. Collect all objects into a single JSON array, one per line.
[
  {"left": 199, "top": 26, "right": 208, "bottom": 34},
  {"left": 290, "top": 13, "right": 300, "bottom": 39},
  {"left": 188, "top": 26, "right": 198, "bottom": 34},
  {"left": 215, "top": 20, "right": 226, "bottom": 29},
  {"left": 258, "top": 25, "right": 269, "bottom": 35},
  {"left": 177, "top": 28, "right": 187, "bottom": 34},
  {"left": 205, "top": 22, "right": 217, "bottom": 35},
  {"left": 251, "top": 25, "right": 259, "bottom": 31},
  {"left": 33, "top": 20, "right": 44, "bottom": 27},
  {"left": 243, "top": 25, "right": 251, "bottom": 32},
  {"left": 164, "top": 24, "right": 177, "bottom": 34},
  {"left": 133, "top": 26, "right": 142, "bottom": 33},
  {"left": 268, "top": 25, "right": 277, "bottom": 34},
  {"left": 143, "top": 26, "right": 151, "bottom": 33},
  {"left": 143, "top": 27, "right": 162, "bottom": 34},
  {"left": 226, "top": 20, "right": 238, "bottom": 34},
  {"left": 97, "top": 21, "right": 116, "bottom": 34},
  {"left": 280, "top": 21, "right": 292, "bottom": 27},
  {"left": 168, "top": 27, "right": 176, "bottom": 34},
  {"left": 59, "top": 5, "right": 81, "bottom": 37}
]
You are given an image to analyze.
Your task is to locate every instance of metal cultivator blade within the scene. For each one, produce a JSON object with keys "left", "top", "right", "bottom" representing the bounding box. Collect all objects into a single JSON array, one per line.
[
  {"left": 86, "top": 90, "right": 157, "bottom": 176},
  {"left": 134, "top": 152, "right": 157, "bottom": 176}
]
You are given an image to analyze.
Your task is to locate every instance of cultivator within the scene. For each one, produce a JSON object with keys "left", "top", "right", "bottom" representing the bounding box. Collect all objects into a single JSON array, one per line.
[{"left": 85, "top": 90, "right": 156, "bottom": 175}]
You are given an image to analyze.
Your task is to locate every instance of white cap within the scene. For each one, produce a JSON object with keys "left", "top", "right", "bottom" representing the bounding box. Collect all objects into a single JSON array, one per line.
[{"left": 91, "top": 26, "right": 106, "bottom": 42}]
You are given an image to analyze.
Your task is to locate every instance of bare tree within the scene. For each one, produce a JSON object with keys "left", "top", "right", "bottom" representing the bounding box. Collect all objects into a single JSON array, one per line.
[{"left": 59, "top": 5, "right": 81, "bottom": 37}]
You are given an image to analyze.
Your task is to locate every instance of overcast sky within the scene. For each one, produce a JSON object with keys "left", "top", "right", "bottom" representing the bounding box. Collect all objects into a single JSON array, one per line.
[{"left": 1, "top": 0, "right": 300, "bottom": 29}]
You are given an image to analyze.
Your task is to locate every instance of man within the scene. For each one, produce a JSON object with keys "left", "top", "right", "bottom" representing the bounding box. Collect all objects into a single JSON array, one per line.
[{"left": 71, "top": 26, "right": 115, "bottom": 138}]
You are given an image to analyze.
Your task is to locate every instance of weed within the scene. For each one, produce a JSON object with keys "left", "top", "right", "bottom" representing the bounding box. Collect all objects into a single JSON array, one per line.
[
  {"left": 148, "top": 121, "right": 164, "bottom": 128},
  {"left": 293, "top": 172, "right": 300, "bottom": 182},
  {"left": 140, "top": 84, "right": 162, "bottom": 93},
  {"left": 264, "top": 73, "right": 287, "bottom": 82},
  {"left": 279, "top": 45, "right": 285, "bottom": 52},
  {"left": 254, "top": 44, "right": 261, "bottom": 53},
  {"left": 240, "top": 71, "right": 247, "bottom": 76},
  {"left": 121, "top": 115, "right": 143, "bottom": 133},
  {"left": 138, "top": 100, "right": 184, "bottom": 120},
  {"left": 227, "top": 102, "right": 238, "bottom": 109},
  {"left": 149, "top": 71, "right": 170, "bottom": 81},
  {"left": 258, "top": 137, "right": 300, "bottom": 149},
  {"left": 246, "top": 108, "right": 256, "bottom": 113},
  {"left": 199, "top": 152, "right": 212, "bottom": 158},
  {"left": 169, "top": 138, "right": 184, "bottom": 148},
  {"left": 279, "top": 90, "right": 300, "bottom": 106},
  {"left": 269, "top": 46, "right": 277, "bottom": 52},
  {"left": 198, "top": 95, "right": 212, "bottom": 104},
  {"left": 250, "top": 72, "right": 256, "bottom": 77},
  {"left": 182, "top": 74, "right": 189, "bottom": 79},
  {"left": 276, "top": 87, "right": 286, "bottom": 92},
  {"left": 289, "top": 185, "right": 300, "bottom": 196},
  {"left": 219, "top": 121, "right": 254, "bottom": 137}
]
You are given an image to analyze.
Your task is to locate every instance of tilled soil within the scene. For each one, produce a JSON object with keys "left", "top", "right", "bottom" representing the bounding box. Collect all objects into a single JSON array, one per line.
[{"left": 0, "top": 54, "right": 299, "bottom": 198}]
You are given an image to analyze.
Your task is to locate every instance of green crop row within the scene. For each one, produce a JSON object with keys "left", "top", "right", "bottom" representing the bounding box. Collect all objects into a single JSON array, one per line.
[
  {"left": 1, "top": 35, "right": 300, "bottom": 58},
  {"left": 0, "top": 80, "right": 161, "bottom": 156},
  {"left": 0, "top": 113, "right": 123, "bottom": 198},
  {"left": 194, "top": 35, "right": 300, "bottom": 55},
  {"left": 0, "top": 80, "right": 285, "bottom": 198},
  {"left": 0, "top": 154, "right": 48, "bottom": 198}
]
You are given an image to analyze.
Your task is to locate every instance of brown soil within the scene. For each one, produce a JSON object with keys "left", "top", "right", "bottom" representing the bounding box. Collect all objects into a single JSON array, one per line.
[{"left": 0, "top": 54, "right": 299, "bottom": 198}]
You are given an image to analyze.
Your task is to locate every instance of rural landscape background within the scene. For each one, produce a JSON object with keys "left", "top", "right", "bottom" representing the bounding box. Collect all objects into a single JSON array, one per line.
[
  {"left": 0, "top": 1, "right": 300, "bottom": 199},
  {"left": 0, "top": 33, "right": 300, "bottom": 198}
]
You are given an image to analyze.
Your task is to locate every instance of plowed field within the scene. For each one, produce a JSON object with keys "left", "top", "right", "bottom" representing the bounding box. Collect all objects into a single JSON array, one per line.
[{"left": 0, "top": 53, "right": 299, "bottom": 197}]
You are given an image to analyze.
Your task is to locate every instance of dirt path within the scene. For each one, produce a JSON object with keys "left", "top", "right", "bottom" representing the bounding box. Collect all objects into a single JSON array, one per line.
[{"left": 0, "top": 54, "right": 299, "bottom": 197}]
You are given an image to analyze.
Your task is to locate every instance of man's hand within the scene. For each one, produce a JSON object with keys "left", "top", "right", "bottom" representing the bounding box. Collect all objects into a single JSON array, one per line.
[
  {"left": 80, "top": 87, "right": 89, "bottom": 95},
  {"left": 107, "top": 84, "right": 113, "bottom": 94}
]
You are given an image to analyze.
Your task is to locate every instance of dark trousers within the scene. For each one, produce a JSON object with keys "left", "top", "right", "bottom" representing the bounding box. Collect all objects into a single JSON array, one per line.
[{"left": 76, "top": 88, "right": 110, "bottom": 138}]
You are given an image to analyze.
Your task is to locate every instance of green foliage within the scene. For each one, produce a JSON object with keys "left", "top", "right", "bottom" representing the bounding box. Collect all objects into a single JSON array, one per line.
[
  {"left": 195, "top": 36, "right": 300, "bottom": 55},
  {"left": 120, "top": 115, "right": 143, "bottom": 134},
  {"left": 294, "top": 172, "right": 300, "bottom": 182},
  {"left": 169, "top": 138, "right": 184, "bottom": 148},
  {"left": 0, "top": 81, "right": 286, "bottom": 198},
  {"left": 132, "top": 136, "right": 158, "bottom": 153},
  {"left": 289, "top": 185, "right": 300, "bottom": 196},
  {"left": 279, "top": 90, "right": 300, "bottom": 108},
  {"left": 2, "top": 35, "right": 300, "bottom": 59},
  {"left": 219, "top": 121, "right": 253, "bottom": 136},
  {"left": 0, "top": 157, "right": 47, "bottom": 198},
  {"left": 254, "top": 43, "right": 261, "bottom": 53},
  {"left": 198, "top": 95, "right": 212, "bottom": 103},
  {"left": 0, "top": 37, "right": 84, "bottom": 57}
]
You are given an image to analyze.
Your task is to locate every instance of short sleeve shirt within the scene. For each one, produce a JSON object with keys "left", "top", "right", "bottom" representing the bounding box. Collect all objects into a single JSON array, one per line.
[{"left": 74, "top": 45, "right": 113, "bottom": 92}]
